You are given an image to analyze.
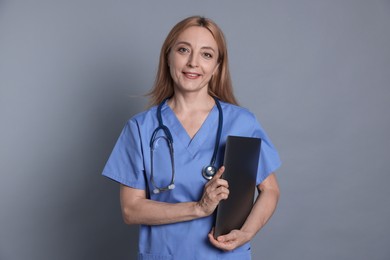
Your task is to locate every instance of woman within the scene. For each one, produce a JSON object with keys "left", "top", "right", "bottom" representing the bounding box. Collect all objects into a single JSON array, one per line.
[{"left": 103, "top": 16, "right": 281, "bottom": 259}]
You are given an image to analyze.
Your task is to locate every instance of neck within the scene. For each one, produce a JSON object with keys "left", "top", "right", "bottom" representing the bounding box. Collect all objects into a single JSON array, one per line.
[{"left": 168, "top": 92, "right": 215, "bottom": 113}]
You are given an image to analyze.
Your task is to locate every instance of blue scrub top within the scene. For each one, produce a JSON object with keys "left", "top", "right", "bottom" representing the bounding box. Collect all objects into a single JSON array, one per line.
[{"left": 103, "top": 101, "right": 281, "bottom": 260}]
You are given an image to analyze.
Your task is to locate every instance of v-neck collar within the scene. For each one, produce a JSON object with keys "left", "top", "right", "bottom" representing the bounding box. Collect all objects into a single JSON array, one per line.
[{"left": 161, "top": 102, "right": 218, "bottom": 157}]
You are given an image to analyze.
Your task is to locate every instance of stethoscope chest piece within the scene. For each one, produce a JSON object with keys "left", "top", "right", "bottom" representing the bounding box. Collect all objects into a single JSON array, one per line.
[{"left": 202, "top": 165, "right": 216, "bottom": 180}]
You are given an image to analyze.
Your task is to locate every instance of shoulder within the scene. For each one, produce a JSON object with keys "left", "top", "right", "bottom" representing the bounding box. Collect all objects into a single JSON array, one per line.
[
  {"left": 220, "top": 101, "right": 264, "bottom": 136},
  {"left": 118, "top": 106, "right": 159, "bottom": 140},
  {"left": 127, "top": 105, "right": 158, "bottom": 126},
  {"left": 220, "top": 101, "right": 256, "bottom": 121}
]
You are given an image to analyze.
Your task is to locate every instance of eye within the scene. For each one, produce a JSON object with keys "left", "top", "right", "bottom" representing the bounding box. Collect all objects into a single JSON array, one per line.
[
  {"left": 178, "top": 47, "right": 189, "bottom": 54},
  {"left": 202, "top": 52, "right": 213, "bottom": 59}
]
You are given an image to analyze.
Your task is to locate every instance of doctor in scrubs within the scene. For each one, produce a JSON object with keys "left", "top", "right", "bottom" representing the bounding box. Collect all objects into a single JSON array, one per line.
[{"left": 103, "top": 16, "right": 281, "bottom": 259}]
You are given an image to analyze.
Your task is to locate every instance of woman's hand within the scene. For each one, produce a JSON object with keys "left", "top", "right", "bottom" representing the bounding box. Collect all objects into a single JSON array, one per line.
[
  {"left": 208, "top": 173, "right": 280, "bottom": 251},
  {"left": 196, "top": 166, "right": 229, "bottom": 217},
  {"left": 208, "top": 228, "right": 252, "bottom": 251}
]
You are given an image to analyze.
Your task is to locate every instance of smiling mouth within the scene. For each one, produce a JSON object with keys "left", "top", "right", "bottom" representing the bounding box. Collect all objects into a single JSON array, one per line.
[{"left": 183, "top": 72, "right": 201, "bottom": 79}]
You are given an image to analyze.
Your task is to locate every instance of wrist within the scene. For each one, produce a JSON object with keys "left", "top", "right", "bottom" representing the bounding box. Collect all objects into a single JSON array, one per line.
[
  {"left": 194, "top": 201, "right": 208, "bottom": 218},
  {"left": 240, "top": 227, "right": 256, "bottom": 241}
]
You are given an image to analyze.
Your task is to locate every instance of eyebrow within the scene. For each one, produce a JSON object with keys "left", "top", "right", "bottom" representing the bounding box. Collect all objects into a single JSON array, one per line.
[{"left": 175, "top": 41, "right": 216, "bottom": 52}]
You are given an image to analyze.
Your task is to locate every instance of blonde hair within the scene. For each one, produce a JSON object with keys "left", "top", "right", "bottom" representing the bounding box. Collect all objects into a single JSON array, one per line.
[{"left": 148, "top": 16, "right": 238, "bottom": 106}]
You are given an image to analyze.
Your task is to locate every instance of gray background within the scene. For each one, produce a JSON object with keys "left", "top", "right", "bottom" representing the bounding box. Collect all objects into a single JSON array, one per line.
[{"left": 1, "top": 1, "right": 389, "bottom": 259}]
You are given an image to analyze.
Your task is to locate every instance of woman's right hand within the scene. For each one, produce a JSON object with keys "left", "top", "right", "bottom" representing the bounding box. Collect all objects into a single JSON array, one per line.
[{"left": 196, "top": 166, "right": 229, "bottom": 216}]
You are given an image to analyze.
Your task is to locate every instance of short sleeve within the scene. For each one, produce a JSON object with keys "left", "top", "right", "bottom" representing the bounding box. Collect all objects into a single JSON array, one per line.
[
  {"left": 102, "top": 119, "right": 146, "bottom": 189},
  {"left": 251, "top": 117, "right": 281, "bottom": 185}
]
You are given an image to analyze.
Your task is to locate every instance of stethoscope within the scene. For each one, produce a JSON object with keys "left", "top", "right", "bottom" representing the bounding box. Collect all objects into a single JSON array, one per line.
[{"left": 149, "top": 97, "right": 223, "bottom": 194}]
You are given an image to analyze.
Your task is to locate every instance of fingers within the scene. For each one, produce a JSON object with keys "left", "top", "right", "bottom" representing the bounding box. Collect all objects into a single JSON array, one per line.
[
  {"left": 211, "top": 167, "right": 229, "bottom": 196},
  {"left": 206, "top": 166, "right": 228, "bottom": 189},
  {"left": 208, "top": 232, "right": 235, "bottom": 251},
  {"left": 205, "top": 179, "right": 229, "bottom": 200},
  {"left": 208, "top": 229, "right": 244, "bottom": 252},
  {"left": 202, "top": 184, "right": 229, "bottom": 204},
  {"left": 197, "top": 166, "right": 229, "bottom": 216},
  {"left": 211, "top": 185, "right": 229, "bottom": 201},
  {"left": 214, "top": 166, "right": 225, "bottom": 179},
  {"left": 217, "top": 231, "right": 237, "bottom": 243}
]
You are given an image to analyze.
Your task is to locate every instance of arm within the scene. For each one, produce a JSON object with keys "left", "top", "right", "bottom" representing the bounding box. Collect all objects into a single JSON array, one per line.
[
  {"left": 120, "top": 167, "right": 229, "bottom": 225},
  {"left": 208, "top": 173, "right": 280, "bottom": 251}
]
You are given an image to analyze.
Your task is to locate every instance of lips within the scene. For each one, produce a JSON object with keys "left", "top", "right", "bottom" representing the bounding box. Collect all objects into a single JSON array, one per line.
[{"left": 183, "top": 72, "right": 201, "bottom": 79}]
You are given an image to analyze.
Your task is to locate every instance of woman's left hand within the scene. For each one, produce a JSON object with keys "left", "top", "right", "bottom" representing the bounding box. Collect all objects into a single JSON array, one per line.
[{"left": 208, "top": 228, "right": 252, "bottom": 251}]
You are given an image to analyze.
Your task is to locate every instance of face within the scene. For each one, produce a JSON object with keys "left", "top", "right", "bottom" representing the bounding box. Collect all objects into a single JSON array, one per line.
[{"left": 168, "top": 26, "right": 219, "bottom": 95}]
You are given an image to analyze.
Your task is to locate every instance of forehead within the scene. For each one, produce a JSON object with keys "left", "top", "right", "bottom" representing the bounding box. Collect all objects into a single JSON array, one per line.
[{"left": 174, "top": 26, "right": 218, "bottom": 49}]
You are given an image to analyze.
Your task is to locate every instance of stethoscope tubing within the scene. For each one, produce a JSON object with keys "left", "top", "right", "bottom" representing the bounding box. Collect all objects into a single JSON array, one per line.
[
  {"left": 210, "top": 97, "right": 223, "bottom": 168},
  {"left": 150, "top": 96, "right": 223, "bottom": 193}
]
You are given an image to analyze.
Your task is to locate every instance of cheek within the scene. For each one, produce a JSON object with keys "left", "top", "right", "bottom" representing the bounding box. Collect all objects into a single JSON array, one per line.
[
  {"left": 169, "top": 51, "right": 185, "bottom": 66},
  {"left": 207, "top": 64, "right": 219, "bottom": 77},
  {"left": 168, "top": 57, "right": 183, "bottom": 74},
  {"left": 169, "top": 63, "right": 182, "bottom": 81}
]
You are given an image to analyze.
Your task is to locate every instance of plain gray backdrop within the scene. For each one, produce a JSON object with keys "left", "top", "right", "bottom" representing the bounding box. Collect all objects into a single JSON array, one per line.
[{"left": 1, "top": 1, "right": 389, "bottom": 259}]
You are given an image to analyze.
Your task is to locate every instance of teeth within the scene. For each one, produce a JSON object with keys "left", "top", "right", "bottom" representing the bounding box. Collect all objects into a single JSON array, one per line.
[{"left": 186, "top": 73, "right": 199, "bottom": 77}]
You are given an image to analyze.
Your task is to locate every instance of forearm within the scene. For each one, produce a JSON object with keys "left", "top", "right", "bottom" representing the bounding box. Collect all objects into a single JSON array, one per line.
[
  {"left": 120, "top": 167, "right": 228, "bottom": 226},
  {"left": 122, "top": 197, "right": 205, "bottom": 226},
  {"left": 208, "top": 174, "right": 280, "bottom": 251},
  {"left": 240, "top": 174, "right": 280, "bottom": 240}
]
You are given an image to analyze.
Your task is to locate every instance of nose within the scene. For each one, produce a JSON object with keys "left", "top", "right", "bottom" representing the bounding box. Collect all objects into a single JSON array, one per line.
[{"left": 187, "top": 52, "right": 199, "bottom": 68}]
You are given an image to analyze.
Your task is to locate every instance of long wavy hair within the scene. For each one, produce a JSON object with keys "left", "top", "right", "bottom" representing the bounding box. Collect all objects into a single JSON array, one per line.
[{"left": 148, "top": 16, "right": 238, "bottom": 106}]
